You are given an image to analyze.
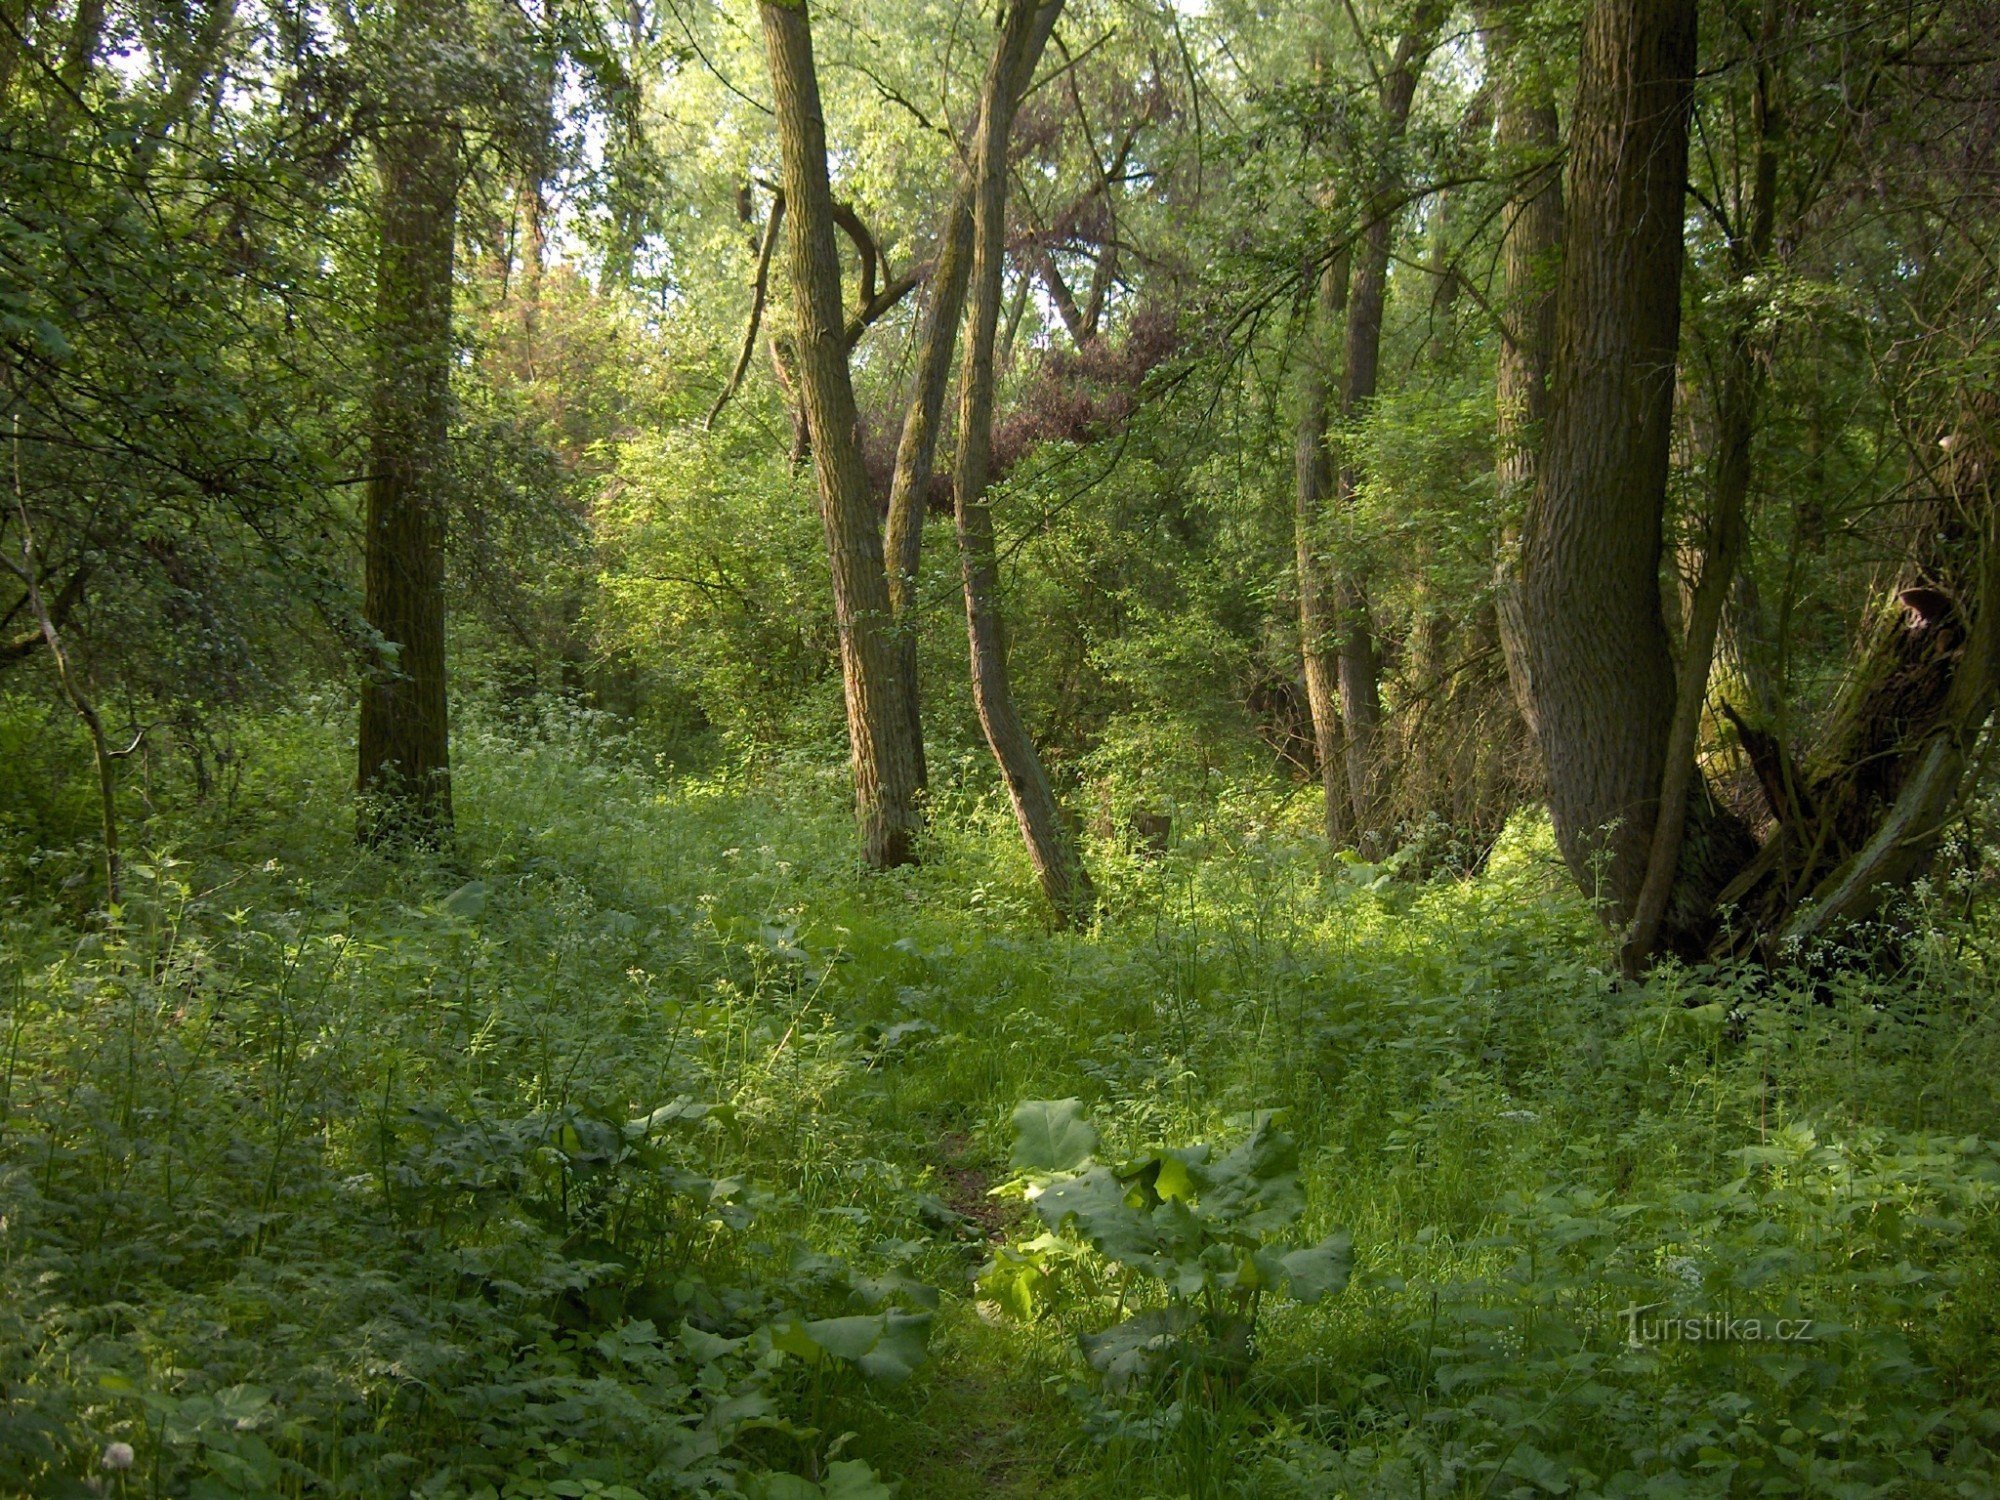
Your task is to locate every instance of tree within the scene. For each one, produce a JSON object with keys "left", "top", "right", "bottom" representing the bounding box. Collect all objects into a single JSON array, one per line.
[
  {"left": 1294, "top": 5, "right": 1443, "bottom": 853},
  {"left": 356, "top": 0, "right": 467, "bottom": 846},
  {"left": 758, "top": 0, "right": 922, "bottom": 868},
  {"left": 951, "top": 0, "right": 1094, "bottom": 926},
  {"left": 1517, "top": 0, "right": 1742, "bottom": 940},
  {"left": 1479, "top": 0, "right": 1561, "bottom": 741}
]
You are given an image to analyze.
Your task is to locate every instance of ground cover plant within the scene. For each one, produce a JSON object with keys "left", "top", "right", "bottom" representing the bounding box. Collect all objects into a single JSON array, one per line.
[{"left": 3, "top": 701, "right": 1997, "bottom": 1497}]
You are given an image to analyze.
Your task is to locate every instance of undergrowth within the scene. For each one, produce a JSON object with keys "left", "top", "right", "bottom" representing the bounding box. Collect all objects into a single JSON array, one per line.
[{"left": 3, "top": 694, "right": 1998, "bottom": 1497}]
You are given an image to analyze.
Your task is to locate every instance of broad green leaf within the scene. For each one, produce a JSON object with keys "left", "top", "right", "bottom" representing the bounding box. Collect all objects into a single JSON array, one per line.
[
  {"left": 439, "top": 880, "right": 489, "bottom": 919},
  {"left": 1011, "top": 1098, "right": 1098, "bottom": 1173},
  {"left": 855, "top": 1311, "right": 932, "bottom": 1384},
  {"left": 1279, "top": 1232, "right": 1354, "bottom": 1303},
  {"left": 821, "top": 1460, "right": 895, "bottom": 1500},
  {"left": 1078, "top": 1306, "right": 1196, "bottom": 1394}
]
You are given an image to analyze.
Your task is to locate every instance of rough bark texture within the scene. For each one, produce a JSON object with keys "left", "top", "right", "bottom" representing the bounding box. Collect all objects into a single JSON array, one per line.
[
  {"left": 1294, "top": 254, "right": 1356, "bottom": 847},
  {"left": 953, "top": 0, "right": 1094, "bottom": 926},
  {"left": 1519, "top": 0, "right": 1725, "bottom": 933},
  {"left": 760, "top": 0, "right": 922, "bottom": 868},
  {"left": 1480, "top": 0, "right": 1561, "bottom": 741},
  {"left": 357, "top": 91, "right": 459, "bottom": 847}
]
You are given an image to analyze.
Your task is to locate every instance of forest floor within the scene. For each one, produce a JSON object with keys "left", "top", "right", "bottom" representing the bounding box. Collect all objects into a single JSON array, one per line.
[{"left": 4, "top": 699, "right": 2000, "bottom": 1498}]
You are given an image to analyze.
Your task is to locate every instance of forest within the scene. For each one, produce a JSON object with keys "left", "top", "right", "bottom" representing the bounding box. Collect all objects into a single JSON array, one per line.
[{"left": 3, "top": 0, "right": 1999, "bottom": 1492}]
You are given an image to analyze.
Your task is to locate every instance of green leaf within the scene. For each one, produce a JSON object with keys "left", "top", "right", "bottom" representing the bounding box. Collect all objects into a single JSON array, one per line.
[
  {"left": 821, "top": 1460, "right": 894, "bottom": 1499},
  {"left": 440, "top": 880, "right": 490, "bottom": 920},
  {"left": 1034, "top": 1166, "right": 1169, "bottom": 1273},
  {"left": 1078, "top": 1306, "right": 1196, "bottom": 1394},
  {"left": 1278, "top": 1232, "right": 1354, "bottom": 1303},
  {"left": 773, "top": 1311, "right": 934, "bottom": 1385},
  {"left": 1010, "top": 1098, "right": 1098, "bottom": 1173}
]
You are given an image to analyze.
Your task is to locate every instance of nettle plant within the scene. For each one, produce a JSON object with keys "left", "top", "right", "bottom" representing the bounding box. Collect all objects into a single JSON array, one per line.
[{"left": 981, "top": 1100, "right": 1352, "bottom": 1397}]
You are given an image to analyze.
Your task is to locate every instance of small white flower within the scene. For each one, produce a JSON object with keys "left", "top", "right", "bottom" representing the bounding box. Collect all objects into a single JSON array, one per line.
[{"left": 101, "top": 1442, "right": 135, "bottom": 1471}]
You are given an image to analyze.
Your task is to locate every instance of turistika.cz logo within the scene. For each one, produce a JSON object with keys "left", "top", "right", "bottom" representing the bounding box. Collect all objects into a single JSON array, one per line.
[{"left": 1617, "top": 1304, "right": 1816, "bottom": 1348}]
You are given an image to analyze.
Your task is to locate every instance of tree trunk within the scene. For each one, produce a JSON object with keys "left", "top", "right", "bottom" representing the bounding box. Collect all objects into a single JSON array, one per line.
[
  {"left": 1518, "top": 0, "right": 1750, "bottom": 935},
  {"left": 953, "top": 0, "right": 1094, "bottom": 926},
  {"left": 1479, "top": 0, "right": 1561, "bottom": 742},
  {"left": 1329, "top": 10, "right": 1442, "bottom": 853},
  {"left": 882, "top": 3, "right": 1054, "bottom": 793},
  {"left": 1295, "top": 254, "right": 1356, "bottom": 847},
  {"left": 1622, "top": 0, "right": 1785, "bottom": 969},
  {"left": 760, "top": 0, "right": 922, "bottom": 868},
  {"left": 883, "top": 192, "right": 971, "bottom": 792},
  {"left": 358, "top": 84, "right": 459, "bottom": 848}
]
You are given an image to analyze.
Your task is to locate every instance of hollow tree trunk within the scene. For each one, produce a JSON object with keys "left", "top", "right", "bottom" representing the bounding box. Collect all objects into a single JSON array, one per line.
[
  {"left": 1479, "top": 0, "right": 1561, "bottom": 742},
  {"left": 1519, "top": 0, "right": 1756, "bottom": 936},
  {"left": 1295, "top": 254, "right": 1356, "bottom": 848},
  {"left": 953, "top": 0, "right": 1094, "bottom": 926},
  {"left": 760, "top": 0, "right": 921, "bottom": 868},
  {"left": 357, "top": 84, "right": 459, "bottom": 847},
  {"left": 1723, "top": 406, "right": 1999, "bottom": 951}
]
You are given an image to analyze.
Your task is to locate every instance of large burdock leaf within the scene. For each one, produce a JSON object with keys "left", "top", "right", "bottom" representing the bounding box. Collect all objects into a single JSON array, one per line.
[
  {"left": 1035, "top": 1166, "right": 1167, "bottom": 1273},
  {"left": 1078, "top": 1306, "right": 1197, "bottom": 1394},
  {"left": 771, "top": 1311, "right": 934, "bottom": 1385},
  {"left": 1010, "top": 1098, "right": 1098, "bottom": 1173},
  {"left": 1278, "top": 1232, "right": 1354, "bottom": 1303}
]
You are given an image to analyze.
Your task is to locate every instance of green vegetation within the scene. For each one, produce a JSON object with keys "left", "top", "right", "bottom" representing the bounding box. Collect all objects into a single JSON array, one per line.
[
  {"left": 5, "top": 706, "right": 1998, "bottom": 1495},
  {"left": 7, "top": 0, "right": 2000, "bottom": 1491}
]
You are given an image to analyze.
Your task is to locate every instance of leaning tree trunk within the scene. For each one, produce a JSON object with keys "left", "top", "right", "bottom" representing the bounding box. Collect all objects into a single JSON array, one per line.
[
  {"left": 953, "top": 0, "right": 1094, "bottom": 926},
  {"left": 1519, "top": 0, "right": 1755, "bottom": 939},
  {"left": 760, "top": 0, "right": 922, "bottom": 868},
  {"left": 358, "top": 97, "right": 459, "bottom": 848},
  {"left": 1621, "top": 0, "right": 1785, "bottom": 968},
  {"left": 1479, "top": 0, "right": 1561, "bottom": 742},
  {"left": 1721, "top": 403, "right": 1999, "bottom": 953}
]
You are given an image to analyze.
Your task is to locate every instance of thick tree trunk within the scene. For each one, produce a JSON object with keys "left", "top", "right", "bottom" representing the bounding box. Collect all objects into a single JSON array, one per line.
[
  {"left": 1519, "top": 0, "right": 1752, "bottom": 936},
  {"left": 1294, "top": 255, "right": 1356, "bottom": 847},
  {"left": 1329, "top": 10, "right": 1441, "bottom": 853},
  {"left": 1480, "top": 0, "right": 1561, "bottom": 742},
  {"left": 954, "top": 0, "right": 1094, "bottom": 926},
  {"left": 760, "top": 0, "right": 922, "bottom": 868},
  {"left": 358, "top": 101, "right": 459, "bottom": 847}
]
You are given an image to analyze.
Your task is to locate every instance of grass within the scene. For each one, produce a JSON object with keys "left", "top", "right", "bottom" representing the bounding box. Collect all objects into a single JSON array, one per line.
[{"left": 3, "top": 693, "right": 1999, "bottom": 1497}]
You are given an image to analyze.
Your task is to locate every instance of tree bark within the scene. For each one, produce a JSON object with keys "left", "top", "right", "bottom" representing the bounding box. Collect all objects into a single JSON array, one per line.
[
  {"left": 953, "top": 0, "right": 1094, "bottom": 926},
  {"left": 1622, "top": 0, "right": 1785, "bottom": 969},
  {"left": 1479, "top": 0, "right": 1561, "bottom": 742},
  {"left": 759, "top": 0, "right": 922, "bottom": 868},
  {"left": 357, "top": 56, "right": 460, "bottom": 848},
  {"left": 1519, "top": 0, "right": 1742, "bottom": 935}
]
